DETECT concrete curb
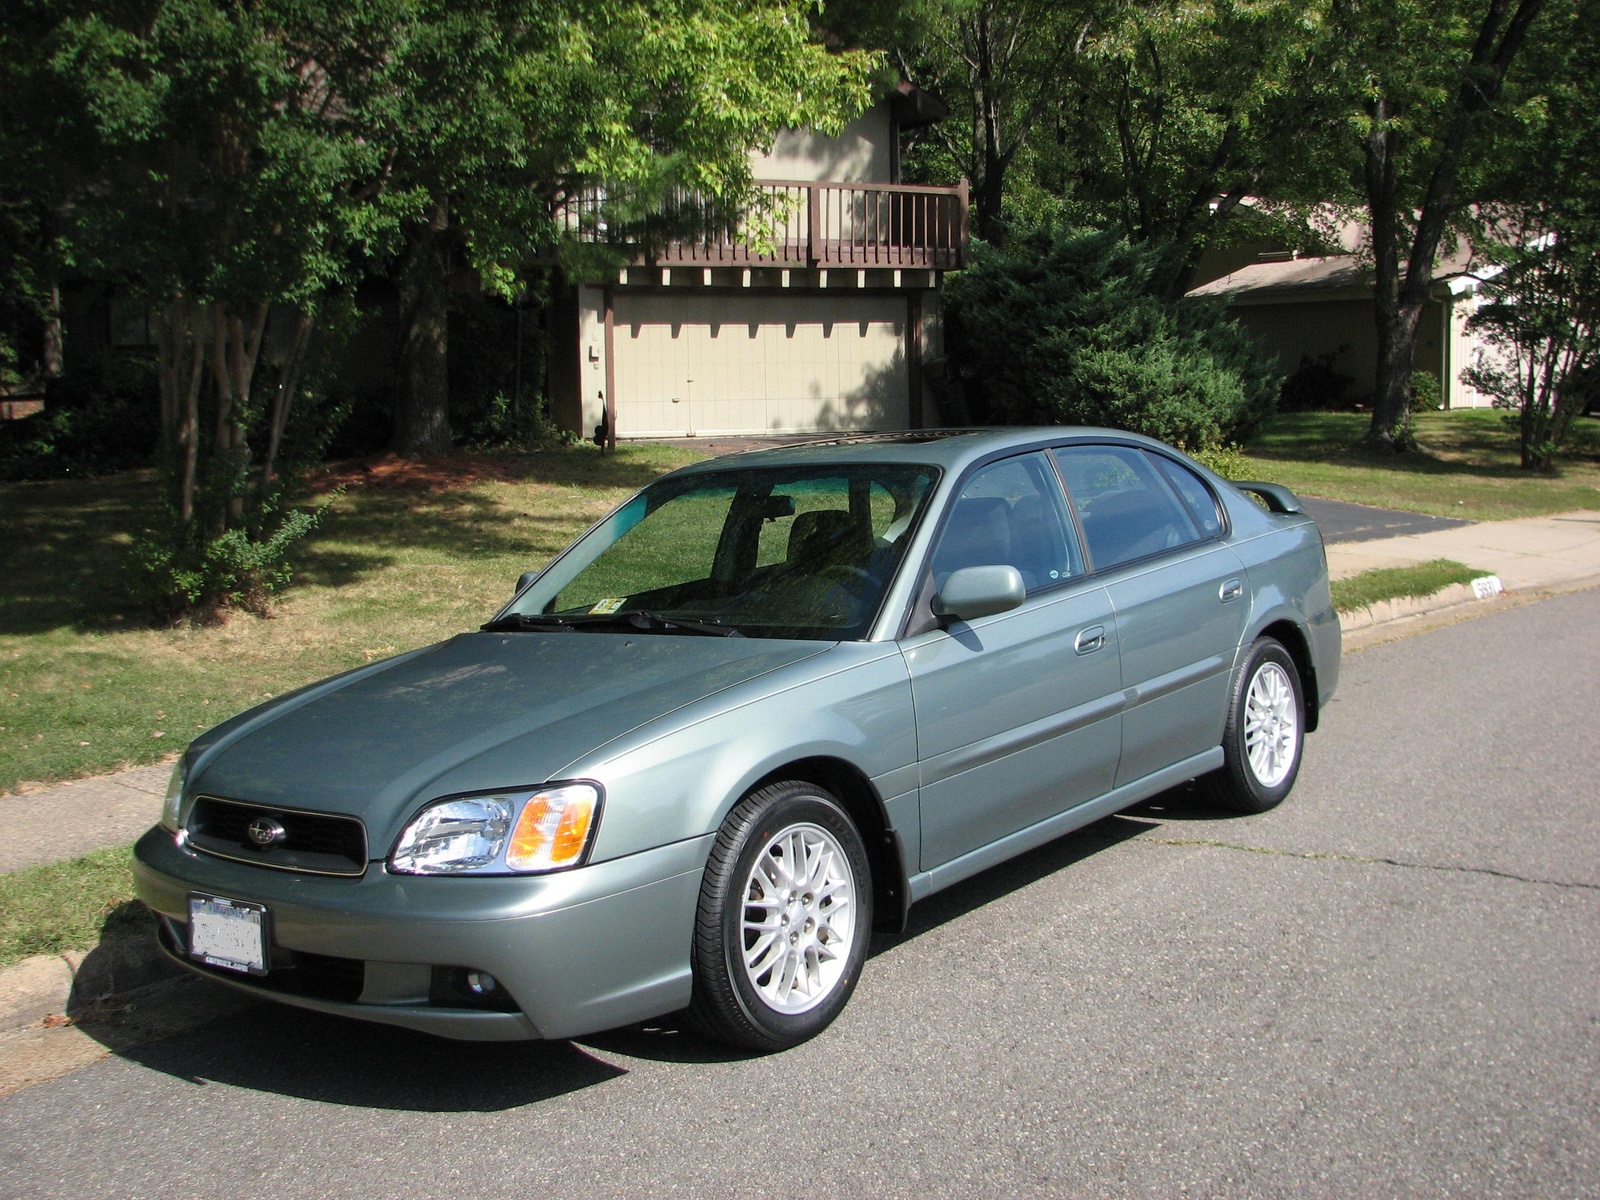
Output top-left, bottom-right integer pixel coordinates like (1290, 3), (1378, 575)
(1336, 576), (1504, 634)
(1, 927), (184, 1039)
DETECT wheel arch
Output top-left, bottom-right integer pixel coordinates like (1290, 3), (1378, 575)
(748, 755), (910, 934)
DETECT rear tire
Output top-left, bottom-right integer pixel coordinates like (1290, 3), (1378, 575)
(1201, 637), (1304, 814)
(685, 780), (872, 1051)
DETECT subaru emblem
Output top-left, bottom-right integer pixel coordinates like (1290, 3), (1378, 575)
(247, 816), (287, 849)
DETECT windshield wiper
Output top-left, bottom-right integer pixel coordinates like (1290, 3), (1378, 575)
(481, 611), (742, 637)
(480, 613), (579, 633)
(617, 611), (743, 637)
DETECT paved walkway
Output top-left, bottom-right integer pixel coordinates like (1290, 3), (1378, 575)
(1324, 509), (1600, 588)
(5, 510), (1599, 877)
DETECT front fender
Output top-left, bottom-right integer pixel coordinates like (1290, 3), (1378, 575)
(570, 645), (918, 864)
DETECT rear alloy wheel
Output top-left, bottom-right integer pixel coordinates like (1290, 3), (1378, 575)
(1202, 637), (1305, 814)
(686, 780), (872, 1051)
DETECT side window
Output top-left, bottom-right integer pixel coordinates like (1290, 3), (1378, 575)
(1052, 445), (1203, 571)
(930, 453), (1082, 593)
(1152, 455), (1223, 538)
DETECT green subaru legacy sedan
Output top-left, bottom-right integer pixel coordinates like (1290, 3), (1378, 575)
(134, 428), (1340, 1051)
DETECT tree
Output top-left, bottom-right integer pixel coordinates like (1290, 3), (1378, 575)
(23, 0), (872, 612)
(40, 1), (412, 612)
(379, 0), (878, 455)
(844, 0), (1105, 243)
(1462, 5), (1600, 469)
(1054, 0), (1344, 298)
(1327, 0), (1548, 448)
(945, 224), (1280, 447)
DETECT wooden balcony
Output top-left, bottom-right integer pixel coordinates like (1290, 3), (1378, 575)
(559, 178), (970, 272)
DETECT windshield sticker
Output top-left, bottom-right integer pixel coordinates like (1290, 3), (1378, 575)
(589, 598), (627, 615)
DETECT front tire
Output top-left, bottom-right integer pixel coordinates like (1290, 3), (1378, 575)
(686, 780), (872, 1051)
(1202, 637), (1305, 814)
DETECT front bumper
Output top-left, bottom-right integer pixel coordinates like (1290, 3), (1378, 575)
(133, 826), (713, 1041)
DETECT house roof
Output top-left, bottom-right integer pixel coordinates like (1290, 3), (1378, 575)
(1187, 254), (1370, 301)
(1188, 243), (1483, 305)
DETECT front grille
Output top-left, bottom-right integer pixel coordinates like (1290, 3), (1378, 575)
(187, 795), (368, 876)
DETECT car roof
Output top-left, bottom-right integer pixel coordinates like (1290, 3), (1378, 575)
(667, 427), (1183, 479)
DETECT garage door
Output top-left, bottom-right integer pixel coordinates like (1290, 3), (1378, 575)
(612, 292), (909, 437)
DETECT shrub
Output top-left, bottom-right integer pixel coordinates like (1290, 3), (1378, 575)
(1411, 370), (1443, 412)
(944, 225), (1281, 449)
(1279, 351), (1359, 411)
(128, 495), (334, 621)
(0, 353), (160, 481)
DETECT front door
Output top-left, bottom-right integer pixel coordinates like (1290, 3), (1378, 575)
(902, 452), (1124, 871)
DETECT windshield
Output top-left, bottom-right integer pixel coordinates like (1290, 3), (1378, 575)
(504, 464), (938, 640)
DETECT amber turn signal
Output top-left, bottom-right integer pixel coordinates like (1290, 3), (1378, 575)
(507, 784), (600, 871)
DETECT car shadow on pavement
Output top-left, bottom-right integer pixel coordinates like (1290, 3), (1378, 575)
(88, 995), (627, 1112)
(587, 806), (1173, 1066)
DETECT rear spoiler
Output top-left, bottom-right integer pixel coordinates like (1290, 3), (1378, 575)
(1232, 481), (1305, 515)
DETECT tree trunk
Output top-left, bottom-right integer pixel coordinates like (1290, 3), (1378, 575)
(974, 164), (1008, 245)
(41, 282), (62, 381)
(259, 310), (315, 491)
(1360, 0), (1547, 447)
(392, 217), (453, 457)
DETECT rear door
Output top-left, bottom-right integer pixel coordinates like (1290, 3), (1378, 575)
(1052, 445), (1249, 787)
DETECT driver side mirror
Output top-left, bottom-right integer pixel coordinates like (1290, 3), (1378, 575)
(932, 565), (1025, 623)
(514, 570), (539, 597)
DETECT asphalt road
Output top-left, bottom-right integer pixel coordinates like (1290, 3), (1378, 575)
(3, 591), (1597, 1198)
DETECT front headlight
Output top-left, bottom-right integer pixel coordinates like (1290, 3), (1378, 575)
(160, 756), (189, 832)
(389, 783), (602, 875)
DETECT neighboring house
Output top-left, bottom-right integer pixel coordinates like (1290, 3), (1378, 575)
(548, 85), (969, 443)
(1187, 215), (1501, 410)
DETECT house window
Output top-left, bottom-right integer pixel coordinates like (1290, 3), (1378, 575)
(110, 297), (157, 348)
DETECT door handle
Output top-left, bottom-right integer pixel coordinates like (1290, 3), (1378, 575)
(1075, 625), (1105, 654)
(1219, 578), (1243, 603)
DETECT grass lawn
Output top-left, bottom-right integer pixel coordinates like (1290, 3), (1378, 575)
(0, 846), (148, 969)
(1330, 559), (1484, 613)
(1236, 409), (1600, 520)
(0, 442), (704, 795)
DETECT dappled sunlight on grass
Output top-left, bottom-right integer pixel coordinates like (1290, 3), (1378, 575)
(1241, 410), (1600, 519)
(0, 441), (707, 793)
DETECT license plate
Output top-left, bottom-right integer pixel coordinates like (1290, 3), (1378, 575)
(188, 893), (269, 974)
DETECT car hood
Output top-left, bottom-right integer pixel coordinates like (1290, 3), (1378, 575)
(188, 630), (832, 853)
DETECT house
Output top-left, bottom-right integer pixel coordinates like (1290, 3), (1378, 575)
(547, 86), (969, 445)
(1187, 214), (1501, 410)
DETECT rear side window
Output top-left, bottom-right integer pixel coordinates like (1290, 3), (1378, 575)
(1151, 455), (1223, 538)
(1052, 445), (1206, 571)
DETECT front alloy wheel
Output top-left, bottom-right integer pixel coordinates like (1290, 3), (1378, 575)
(686, 781), (872, 1051)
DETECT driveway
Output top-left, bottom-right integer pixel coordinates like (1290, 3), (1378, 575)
(1299, 496), (1471, 544)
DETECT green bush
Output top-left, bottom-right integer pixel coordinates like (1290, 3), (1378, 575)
(128, 496), (333, 621)
(0, 354), (160, 481)
(1280, 351), (1360, 411)
(944, 226), (1281, 449)
(1410, 370), (1443, 412)
(1186, 443), (1252, 480)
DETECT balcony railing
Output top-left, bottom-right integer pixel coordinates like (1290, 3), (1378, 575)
(558, 178), (969, 272)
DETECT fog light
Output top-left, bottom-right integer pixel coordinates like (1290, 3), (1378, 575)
(464, 970), (498, 997)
